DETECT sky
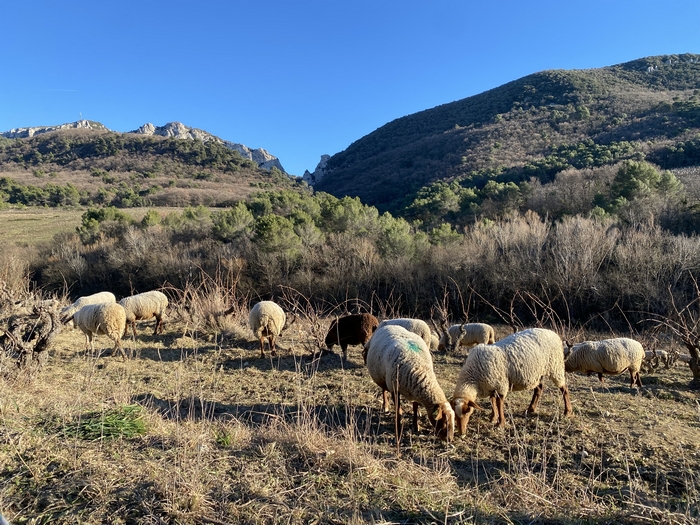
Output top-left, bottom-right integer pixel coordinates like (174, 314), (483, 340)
(1, 1), (699, 177)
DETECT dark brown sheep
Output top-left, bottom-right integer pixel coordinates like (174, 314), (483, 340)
(325, 313), (379, 359)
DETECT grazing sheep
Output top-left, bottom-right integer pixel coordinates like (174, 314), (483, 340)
(60, 291), (116, 325)
(378, 318), (433, 349)
(565, 338), (644, 388)
(451, 328), (572, 433)
(365, 324), (455, 442)
(118, 290), (169, 337)
(429, 333), (440, 351)
(68, 303), (127, 359)
(438, 323), (496, 352)
(325, 313), (379, 359)
(249, 300), (286, 358)
(643, 349), (673, 370)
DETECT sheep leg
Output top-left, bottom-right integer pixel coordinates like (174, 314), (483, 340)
(269, 335), (277, 356)
(412, 402), (420, 433)
(341, 344), (348, 360)
(130, 321), (137, 339)
(154, 314), (163, 335)
(495, 395), (506, 428)
(560, 385), (572, 416)
(382, 390), (391, 412)
(632, 370), (643, 388)
(597, 372), (605, 384)
(259, 336), (266, 358)
(527, 383), (544, 415)
(490, 396), (499, 425)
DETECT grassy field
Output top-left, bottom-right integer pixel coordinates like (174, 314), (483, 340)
(0, 300), (698, 524)
(0, 206), (194, 247)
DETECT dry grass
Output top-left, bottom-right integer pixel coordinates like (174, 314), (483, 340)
(1, 315), (699, 524)
(0, 206), (212, 248)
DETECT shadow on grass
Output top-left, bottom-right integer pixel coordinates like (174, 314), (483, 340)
(132, 392), (386, 437)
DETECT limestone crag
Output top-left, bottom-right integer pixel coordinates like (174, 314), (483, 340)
(302, 154), (330, 185)
(1, 120), (108, 139)
(131, 122), (287, 173)
(2, 119), (289, 174)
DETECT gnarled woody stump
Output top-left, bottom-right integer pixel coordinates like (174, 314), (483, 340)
(1, 303), (62, 373)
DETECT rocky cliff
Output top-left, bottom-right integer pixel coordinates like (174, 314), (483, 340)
(2, 120), (286, 173)
(1, 119), (108, 138)
(302, 154), (330, 185)
(131, 122), (286, 173)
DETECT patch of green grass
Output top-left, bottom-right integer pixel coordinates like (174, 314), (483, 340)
(60, 405), (147, 440)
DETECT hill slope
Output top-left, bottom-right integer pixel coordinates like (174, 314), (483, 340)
(0, 125), (297, 208)
(313, 54), (700, 212)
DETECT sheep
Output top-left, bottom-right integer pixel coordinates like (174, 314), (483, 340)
(118, 290), (169, 338)
(643, 349), (673, 370)
(378, 318), (433, 349)
(249, 300), (287, 358)
(60, 291), (116, 325)
(564, 338), (645, 388)
(325, 313), (379, 359)
(68, 302), (127, 359)
(451, 328), (572, 433)
(438, 322), (496, 352)
(365, 324), (455, 442)
(429, 333), (440, 351)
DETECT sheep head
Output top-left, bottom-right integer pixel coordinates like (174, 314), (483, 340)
(429, 401), (455, 442)
(451, 396), (483, 435)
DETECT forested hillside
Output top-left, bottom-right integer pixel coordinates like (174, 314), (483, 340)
(314, 54), (700, 218)
(0, 128), (295, 208)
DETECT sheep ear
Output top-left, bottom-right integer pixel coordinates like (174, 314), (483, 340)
(468, 400), (484, 411)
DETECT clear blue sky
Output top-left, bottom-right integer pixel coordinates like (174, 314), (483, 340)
(2, 1), (699, 176)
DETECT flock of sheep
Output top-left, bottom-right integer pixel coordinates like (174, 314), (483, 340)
(60, 290), (168, 358)
(61, 292), (680, 443)
(246, 300), (660, 443)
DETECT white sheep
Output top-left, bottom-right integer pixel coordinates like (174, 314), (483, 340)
(429, 333), (440, 351)
(643, 349), (673, 370)
(249, 300), (286, 358)
(565, 337), (645, 388)
(365, 324), (455, 442)
(118, 290), (169, 338)
(378, 318), (433, 349)
(451, 328), (572, 433)
(60, 291), (116, 325)
(69, 302), (127, 359)
(438, 323), (496, 352)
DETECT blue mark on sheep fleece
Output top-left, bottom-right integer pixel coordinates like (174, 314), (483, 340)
(407, 340), (422, 353)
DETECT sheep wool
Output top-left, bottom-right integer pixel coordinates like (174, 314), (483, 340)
(378, 318), (433, 348)
(73, 302), (127, 359)
(439, 323), (496, 352)
(451, 328), (572, 433)
(325, 313), (379, 359)
(119, 290), (169, 337)
(429, 333), (440, 351)
(565, 337), (644, 387)
(60, 291), (116, 325)
(365, 324), (454, 441)
(249, 301), (286, 358)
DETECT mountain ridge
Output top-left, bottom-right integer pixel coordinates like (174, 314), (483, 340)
(1, 120), (286, 173)
(311, 53), (700, 212)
